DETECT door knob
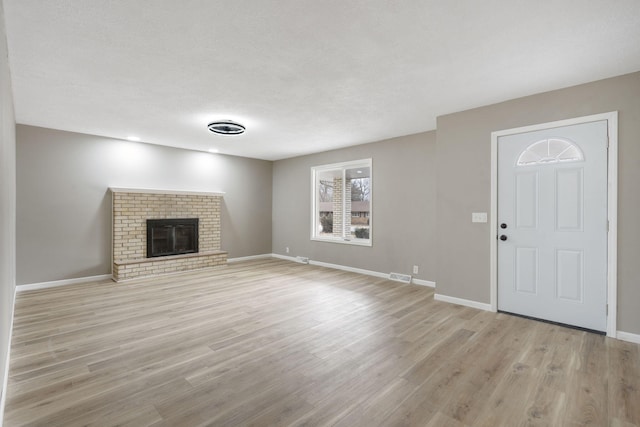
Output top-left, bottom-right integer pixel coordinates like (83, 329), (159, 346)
(499, 235), (508, 241)
(500, 223), (507, 229)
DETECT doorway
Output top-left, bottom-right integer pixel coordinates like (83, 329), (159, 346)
(490, 112), (618, 336)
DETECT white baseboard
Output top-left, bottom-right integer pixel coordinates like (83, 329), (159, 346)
(308, 259), (389, 279)
(412, 278), (436, 288)
(0, 286), (17, 427)
(21, 256), (272, 288)
(227, 254), (272, 263)
(617, 331), (640, 344)
(17, 274), (113, 292)
(434, 293), (492, 311)
(272, 254), (436, 286)
(271, 253), (302, 263)
(435, 293), (638, 343)
(308, 259), (435, 286)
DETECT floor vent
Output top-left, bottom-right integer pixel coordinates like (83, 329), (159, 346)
(389, 272), (412, 283)
(296, 256), (310, 264)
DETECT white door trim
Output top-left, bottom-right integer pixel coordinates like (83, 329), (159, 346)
(490, 112), (618, 337)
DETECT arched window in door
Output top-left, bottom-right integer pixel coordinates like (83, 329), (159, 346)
(516, 138), (584, 166)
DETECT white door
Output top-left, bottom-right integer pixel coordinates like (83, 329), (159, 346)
(497, 120), (608, 331)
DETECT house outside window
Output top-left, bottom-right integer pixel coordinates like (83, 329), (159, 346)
(311, 159), (372, 246)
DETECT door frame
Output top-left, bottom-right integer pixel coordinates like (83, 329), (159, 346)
(489, 111), (618, 337)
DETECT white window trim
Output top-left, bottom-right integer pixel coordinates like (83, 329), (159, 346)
(310, 159), (372, 246)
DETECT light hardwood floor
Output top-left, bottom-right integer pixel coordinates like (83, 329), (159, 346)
(4, 258), (640, 426)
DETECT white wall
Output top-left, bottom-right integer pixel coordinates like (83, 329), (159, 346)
(0, 0), (16, 417)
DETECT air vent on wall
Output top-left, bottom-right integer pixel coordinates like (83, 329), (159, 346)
(389, 272), (412, 283)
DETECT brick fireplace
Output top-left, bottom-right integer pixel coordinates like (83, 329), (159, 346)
(110, 188), (227, 282)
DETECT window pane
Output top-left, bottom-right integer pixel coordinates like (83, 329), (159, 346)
(311, 159), (372, 245)
(346, 166), (370, 241)
(316, 169), (339, 238)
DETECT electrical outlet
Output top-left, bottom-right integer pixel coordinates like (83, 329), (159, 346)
(286, 247), (290, 254)
(413, 265), (419, 274)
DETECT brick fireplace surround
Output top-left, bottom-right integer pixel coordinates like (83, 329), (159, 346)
(110, 188), (227, 282)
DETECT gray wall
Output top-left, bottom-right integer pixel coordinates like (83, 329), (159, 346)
(0, 0), (16, 411)
(16, 125), (272, 285)
(436, 71), (640, 335)
(272, 132), (436, 282)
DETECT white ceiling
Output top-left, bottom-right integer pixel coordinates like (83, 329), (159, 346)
(4, 1), (640, 161)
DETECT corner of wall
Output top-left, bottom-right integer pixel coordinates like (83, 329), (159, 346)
(0, 1), (18, 424)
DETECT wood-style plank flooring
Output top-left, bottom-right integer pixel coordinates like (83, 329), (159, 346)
(4, 258), (640, 426)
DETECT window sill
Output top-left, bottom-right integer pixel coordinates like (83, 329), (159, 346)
(311, 237), (372, 247)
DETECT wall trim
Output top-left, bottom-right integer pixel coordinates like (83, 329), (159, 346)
(274, 255), (435, 287)
(489, 111), (618, 338)
(434, 293), (492, 311)
(271, 253), (302, 263)
(412, 278), (436, 288)
(617, 331), (640, 344)
(308, 259), (388, 279)
(16, 255), (276, 289)
(0, 286), (17, 427)
(227, 254), (273, 263)
(16, 274), (112, 292)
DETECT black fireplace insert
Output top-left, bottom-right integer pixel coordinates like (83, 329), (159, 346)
(147, 218), (199, 258)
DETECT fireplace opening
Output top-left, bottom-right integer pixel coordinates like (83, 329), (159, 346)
(147, 218), (199, 258)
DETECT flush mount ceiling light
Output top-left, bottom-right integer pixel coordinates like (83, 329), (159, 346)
(207, 121), (245, 135)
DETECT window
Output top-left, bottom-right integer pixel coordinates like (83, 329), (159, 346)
(311, 159), (372, 246)
(517, 138), (584, 166)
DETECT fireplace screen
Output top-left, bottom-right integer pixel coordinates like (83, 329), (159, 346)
(147, 218), (199, 258)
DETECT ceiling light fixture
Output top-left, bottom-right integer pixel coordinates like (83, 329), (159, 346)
(126, 136), (141, 142)
(208, 148), (219, 153)
(207, 121), (245, 135)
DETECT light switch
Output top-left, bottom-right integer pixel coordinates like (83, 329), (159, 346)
(472, 212), (488, 223)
